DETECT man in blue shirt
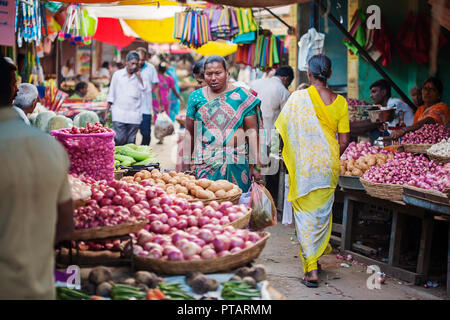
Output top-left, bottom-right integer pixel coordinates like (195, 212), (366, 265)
(137, 47), (161, 145)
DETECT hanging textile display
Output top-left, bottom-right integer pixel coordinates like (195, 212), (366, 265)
(173, 10), (210, 48)
(15, 0), (47, 48)
(205, 6), (239, 40)
(57, 4), (94, 46)
(235, 31), (284, 71)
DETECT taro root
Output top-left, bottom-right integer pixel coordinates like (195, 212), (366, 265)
(242, 276), (257, 288)
(235, 267), (251, 278)
(249, 264), (267, 282)
(135, 271), (158, 286)
(96, 282), (113, 297)
(88, 267), (112, 285)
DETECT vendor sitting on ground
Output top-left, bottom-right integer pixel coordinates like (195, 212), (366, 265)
(369, 79), (415, 141)
(388, 77), (450, 140)
(69, 81), (88, 99)
(13, 83), (39, 125)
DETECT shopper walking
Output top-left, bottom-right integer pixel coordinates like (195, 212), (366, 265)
(136, 47), (161, 146)
(275, 54), (350, 288)
(105, 51), (147, 145)
(182, 55), (262, 192)
(0, 56), (74, 299)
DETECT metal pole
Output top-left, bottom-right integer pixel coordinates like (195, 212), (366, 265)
(313, 0), (416, 111)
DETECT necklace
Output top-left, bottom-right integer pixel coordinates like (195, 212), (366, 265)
(207, 83), (230, 100)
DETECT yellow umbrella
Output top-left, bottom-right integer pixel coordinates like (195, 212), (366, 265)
(125, 17), (177, 43)
(192, 41), (237, 57)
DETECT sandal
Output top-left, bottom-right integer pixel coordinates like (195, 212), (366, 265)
(301, 277), (319, 288)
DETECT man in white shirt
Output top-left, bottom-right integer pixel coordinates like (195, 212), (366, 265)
(249, 66), (293, 142)
(136, 47), (161, 146)
(369, 79), (415, 140)
(105, 51), (147, 145)
(13, 83), (38, 125)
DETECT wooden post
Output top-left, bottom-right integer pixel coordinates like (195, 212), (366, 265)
(288, 4), (299, 89)
(347, 0), (359, 99)
(341, 195), (354, 252)
(388, 211), (403, 266)
(417, 215), (434, 279)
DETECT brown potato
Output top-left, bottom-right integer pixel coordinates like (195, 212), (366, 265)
(376, 158), (386, 165)
(187, 175), (196, 180)
(351, 168), (363, 177)
(134, 176), (142, 183)
(196, 189), (215, 199)
(121, 176), (134, 183)
(175, 185), (188, 194)
(134, 172), (145, 179)
(190, 186), (204, 198)
(344, 171), (352, 176)
(196, 179), (211, 189)
(176, 193), (190, 199)
(161, 173), (171, 183)
(218, 180), (234, 191)
(186, 182), (197, 191)
(340, 166), (346, 175)
(151, 170), (162, 179)
(168, 171), (177, 177)
(215, 189), (227, 198)
(155, 179), (166, 185)
(169, 178), (179, 185)
(166, 186), (176, 194)
(180, 178), (189, 187)
(226, 188), (241, 197)
(156, 183), (166, 189)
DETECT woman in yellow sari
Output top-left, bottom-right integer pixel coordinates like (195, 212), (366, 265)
(275, 54), (350, 288)
(389, 77), (449, 140)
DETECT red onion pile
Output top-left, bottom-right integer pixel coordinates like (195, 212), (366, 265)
(74, 239), (123, 252)
(61, 122), (113, 134)
(363, 153), (450, 192)
(134, 226), (262, 261)
(347, 98), (370, 110)
(53, 122), (115, 182)
(402, 124), (450, 144)
(341, 142), (388, 161)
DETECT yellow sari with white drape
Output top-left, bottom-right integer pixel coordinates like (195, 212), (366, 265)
(275, 86), (341, 273)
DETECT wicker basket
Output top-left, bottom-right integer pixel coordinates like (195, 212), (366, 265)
(426, 151), (450, 164)
(360, 178), (404, 201)
(403, 185), (449, 206)
(134, 232), (270, 274)
(402, 144), (433, 154)
(226, 209), (252, 229)
(188, 189), (243, 205)
(69, 220), (148, 241)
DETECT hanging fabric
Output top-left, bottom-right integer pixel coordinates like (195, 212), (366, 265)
(174, 9), (210, 49)
(15, 0), (46, 48)
(297, 28), (325, 72)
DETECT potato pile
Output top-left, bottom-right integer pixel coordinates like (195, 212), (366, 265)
(340, 153), (394, 177)
(122, 169), (242, 200)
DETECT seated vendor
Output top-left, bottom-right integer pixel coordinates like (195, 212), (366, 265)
(69, 82), (88, 99)
(369, 79), (415, 142)
(388, 77), (449, 140)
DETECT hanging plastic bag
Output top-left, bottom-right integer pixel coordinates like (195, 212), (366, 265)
(249, 182), (277, 230)
(154, 112), (174, 140)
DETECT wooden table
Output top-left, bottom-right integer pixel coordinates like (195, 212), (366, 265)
(339, 189), (439, 286)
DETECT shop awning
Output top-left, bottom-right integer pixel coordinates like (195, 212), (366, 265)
(85, 5), (185, 20)
(93, 17), (136, 48)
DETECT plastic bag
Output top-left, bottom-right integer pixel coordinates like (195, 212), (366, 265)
(238, 190), (251, 206)
(154, 112), (174, 139)
(249, 182), (277, 230)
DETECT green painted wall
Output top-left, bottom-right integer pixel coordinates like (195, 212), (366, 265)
(357, 0), (450, 104)
(319, 0), (348, 87)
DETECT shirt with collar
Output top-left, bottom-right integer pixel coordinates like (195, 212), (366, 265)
(250, 76), (291, 141)
(12, 106), (31, 125)
(0, 107), (71, 299)
(107, 68), (147, 124)
(383, 97), (415, 129)
(140, 62), (159, 115)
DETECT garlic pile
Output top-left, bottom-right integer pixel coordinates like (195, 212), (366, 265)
(427, 138), (450, 157)
(68, 174), (92, 200)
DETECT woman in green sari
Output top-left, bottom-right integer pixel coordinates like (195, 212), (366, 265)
(182, 55), (262, 192)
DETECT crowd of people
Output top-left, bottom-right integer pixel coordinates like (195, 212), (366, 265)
(1, 45), (449, 299)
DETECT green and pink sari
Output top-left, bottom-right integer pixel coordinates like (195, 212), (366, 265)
(186, 86), (261, 193)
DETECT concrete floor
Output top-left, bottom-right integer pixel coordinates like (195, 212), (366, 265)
(134, 120), (448, 300)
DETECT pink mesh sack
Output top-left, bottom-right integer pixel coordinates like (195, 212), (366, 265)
(51, 129), (116, 182)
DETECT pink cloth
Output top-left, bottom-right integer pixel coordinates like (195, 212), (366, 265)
(153, 74), (174, 122)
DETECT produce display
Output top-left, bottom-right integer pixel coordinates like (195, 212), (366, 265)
(347, 98), (371, 122)
(51, 122), (115, 182)
(134, 224), (262, 261)
(362, 153), (450, 192)
(68, 174), (91, 201)
(427, 138), (450, 157)
(35, 111), (56, 131)
(122, 169), (241, 201)
(45, 115), (73, 133)
(73, 111), (100, 128)
(340, 142), (394, 177)
(402, 124), (450, 144)
(114, 144), (158, 168)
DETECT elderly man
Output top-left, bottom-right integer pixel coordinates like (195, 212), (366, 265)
(13, 83), (39, 125)
(0, 56), (74, 299)
(136, 47), (161, 146)
(105, 51), (147, 145)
